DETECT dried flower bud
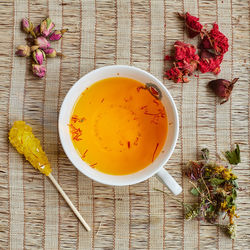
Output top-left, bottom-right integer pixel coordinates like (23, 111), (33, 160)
(179, 12), (203, 38)
(22, 18), (33, 33)
(31, 45), (39, 52)
(34, 36), (51, 50)
(43, 48), (63, 58)
(40, 17), (55, 37)
(208, 78), (239, 104)
(49, 29), (68, 41)
(32, 49), (46, 65)
(32, 64), (46, 78)
(33, 24), (41, 37)
(201, 24), (229, 55)
(15, 45), (31, 57)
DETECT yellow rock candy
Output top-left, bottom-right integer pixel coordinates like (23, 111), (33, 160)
(9, 121), (52, 176)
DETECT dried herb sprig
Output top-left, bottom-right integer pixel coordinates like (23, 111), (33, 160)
(156, 145), (241, 239)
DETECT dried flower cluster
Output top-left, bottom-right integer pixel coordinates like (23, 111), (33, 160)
(165, 13), (229, 83)
(156, 145), (241, 239)
(185, 145), (240, 239)
(15, 17), (67, 78)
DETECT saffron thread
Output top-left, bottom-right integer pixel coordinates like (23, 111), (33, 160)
(152, 143), (159, 162)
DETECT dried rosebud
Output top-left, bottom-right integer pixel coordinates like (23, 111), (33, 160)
(179, 12), (203, 38)
(33, 24), (41, 37)
(32, 64), (46, 78)
(208, 78), (239, 104)
(22, 18), (34, 34)
(32, 49), (46, 65)
(43, 48), (63, 58)
(49, 29), (68, 41)
(15, 45), (31, 57)
(34, 36), (51, 50)
(30, 45), (39, 52)
(40, 17), (55, 37)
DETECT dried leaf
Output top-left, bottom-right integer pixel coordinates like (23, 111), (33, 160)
(210, 178), (225, 185)
(190, 187), (200, 196)
(224, 144), (241, 165)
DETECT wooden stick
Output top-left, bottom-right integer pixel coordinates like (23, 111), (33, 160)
(48, 173), (91, 231)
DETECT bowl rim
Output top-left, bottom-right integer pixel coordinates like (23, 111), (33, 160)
(58, 65), (179, 186)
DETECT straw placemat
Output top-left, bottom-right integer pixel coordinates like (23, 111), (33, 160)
(0, 0), (249, 249)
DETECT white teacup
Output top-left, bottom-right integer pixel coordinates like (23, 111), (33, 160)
(59, 65), (182, 195)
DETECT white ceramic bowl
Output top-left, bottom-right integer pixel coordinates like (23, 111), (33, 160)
(59, 65), (182, 195)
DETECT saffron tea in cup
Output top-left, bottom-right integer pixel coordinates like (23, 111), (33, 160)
(69, 77), (167, 175)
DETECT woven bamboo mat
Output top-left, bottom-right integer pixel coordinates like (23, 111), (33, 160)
(0, 0), (249, 249)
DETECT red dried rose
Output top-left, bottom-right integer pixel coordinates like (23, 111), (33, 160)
(174, 41), (197, 61)
(179, 12), (203, 38)
(201, 23), (229, 55)
(199, 54), (223, 75)
(165, 14), (230, 83)
(165, 41), (200, 83)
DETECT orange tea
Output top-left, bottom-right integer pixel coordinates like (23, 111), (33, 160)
(69, 77), (168, 175)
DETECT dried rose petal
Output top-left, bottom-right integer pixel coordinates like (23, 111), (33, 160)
(32, 64), (46, 78)
(165, 67), (189, 83)
(15, 45), (31, 57)
(208, 78), (239, 104)
(164, 55), (173, 61)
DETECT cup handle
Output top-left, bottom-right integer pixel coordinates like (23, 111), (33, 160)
(155, 168), (182, 195)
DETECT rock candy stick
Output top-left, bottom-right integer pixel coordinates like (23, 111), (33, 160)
(9, 121), (91, 231)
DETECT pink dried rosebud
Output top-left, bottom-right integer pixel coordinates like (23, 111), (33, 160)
(22, 18), (33, 33)
(32, 64), (46, 78)
(208, 78), (239, 104)
(49, 29), (68, 41)
(15, 45), (31, 57)
(43, 48), (63, 58)
(32, 49), (46, 65)
(34, 36), (51, 50)
(40, 17), (55, 37)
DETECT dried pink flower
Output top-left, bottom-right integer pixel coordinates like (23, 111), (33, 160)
(49, 29), (68, 41)
(43, 48), (63, 58)
(40, 17), (55, 37)
(32, 49), (46, 65)
(34, 36), (51, 50)
(15, 45), (31, 57)
(32, 64), (46, 78)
